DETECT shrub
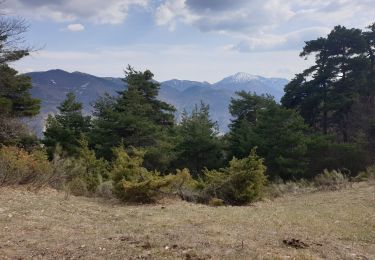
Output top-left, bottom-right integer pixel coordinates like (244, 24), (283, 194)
(306, 136), (368, 178)
(266, 179), (313, 198)
(96, 180), (114, 199)
(201, 148), (267, 205)
(62, 139), (109, 194)
(0, 146), (53, 188)
(314, 169), (348, 190)
(355, 165), (375, 183)
(166, 168), (200, 201)
(111, 146), (172, 203)
(0, 117), (32, 146)
(66, 177), (88, 196)
(111, 146), (202, 203)
(208, 198), (225, 207)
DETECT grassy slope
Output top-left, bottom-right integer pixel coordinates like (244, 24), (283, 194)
(0, 184), (374, 259)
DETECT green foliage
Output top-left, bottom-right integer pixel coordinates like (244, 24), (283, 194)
(0, 16), (40, 148)
(306, 135), (367, 177)
(208, 198), (225, 207)
(111, 145), (201, 203)
(43, 92), (91, 157)
(90, 66), (175, 162)
(0, 65), (40, 117)
(230, 91), (275, 126)
(228, 92), (310, 180)
(202, 149), (267, 205)
(0, 16), (30, 64)
(172, 102), (224, 178)
(282, 24), (375, 147)
(60, 139), (109, 195)
(111, 145), (171, 203)
(166, 168), (200, 201)
(95, 180), (114, 199)
(0, 146), (53, 188)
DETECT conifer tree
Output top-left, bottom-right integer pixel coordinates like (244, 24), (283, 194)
(90, 66), (176, 162)
(228, 92), (309, 180)
(43, 92), (91, 157)
(0, 13), (40, 146)
(172, 102), (224, 178)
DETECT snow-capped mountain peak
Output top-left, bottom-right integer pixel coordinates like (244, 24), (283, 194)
(233, 72), (261, 82)
(217, 72), (261, 84)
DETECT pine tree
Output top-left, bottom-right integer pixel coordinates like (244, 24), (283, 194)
(90, 66), (176, 162)
(0, 15), (30, 64)
(0, 14), (40, 147)
(43, 92), (91, 157)
(172, 102), (224, 178)
(228, 92), (309, 180)
(0, 65), (40, 117)
(282, 25), (368, 142)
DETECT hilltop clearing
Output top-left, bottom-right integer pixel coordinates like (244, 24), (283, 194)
(0, 184), (374, 259)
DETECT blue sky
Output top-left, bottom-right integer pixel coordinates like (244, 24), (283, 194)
(4, 0), (375, 82)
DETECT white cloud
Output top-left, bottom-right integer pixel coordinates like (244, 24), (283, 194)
(155, 0), (375, 52)
(233, 27), (331, 52)
(3, 0), (149, 24)
(66, 23), (85, 32)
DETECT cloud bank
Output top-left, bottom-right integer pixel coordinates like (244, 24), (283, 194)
(3, 0), (148, 24)
(155, 0), (375, 52)
(3, 0), (375, 53)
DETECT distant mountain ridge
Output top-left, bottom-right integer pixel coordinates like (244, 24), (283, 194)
(25, 70), (288, 136)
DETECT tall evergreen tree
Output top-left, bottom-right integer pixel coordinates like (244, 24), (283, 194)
(0, 65), (40, 117)
(282, 25), (369, 142)
(43, 92), (91, 157)
(228, 92), (309, 180)
(172, 102), (224, 178)
(90, 66), (176, 161)
(0, 13), (40, 147)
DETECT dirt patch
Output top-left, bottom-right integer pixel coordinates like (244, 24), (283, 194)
(283, 238), (309, 249)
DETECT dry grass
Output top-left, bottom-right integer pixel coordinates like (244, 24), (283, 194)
(0, 183), (374, 259)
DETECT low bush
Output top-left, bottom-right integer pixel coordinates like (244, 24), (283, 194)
(111, 145), (202, 203)
(314, 169), (349, 190)
(208, 197), (225, 207)
(266, 179), (313, 198)
(66, 176), (89, 196)
(201, 149), (267, 205)
(0, 146), (53, 189)
(111, 146), (172, 203)
(306, 136), (368, 178)
(355, 165), (375, 183)
(96, 180), (114, 199)
(61, 139), (109, 195)
(0, 117), (34, 147)
(166, 168), (200, 201)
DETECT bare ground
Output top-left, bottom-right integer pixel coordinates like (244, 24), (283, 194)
(0, 183), (374, 259)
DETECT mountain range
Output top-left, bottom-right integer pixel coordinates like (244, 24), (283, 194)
(25, 69), (289, 136)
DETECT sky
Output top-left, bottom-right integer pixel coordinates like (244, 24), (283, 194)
(3, 0), (375, 82)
